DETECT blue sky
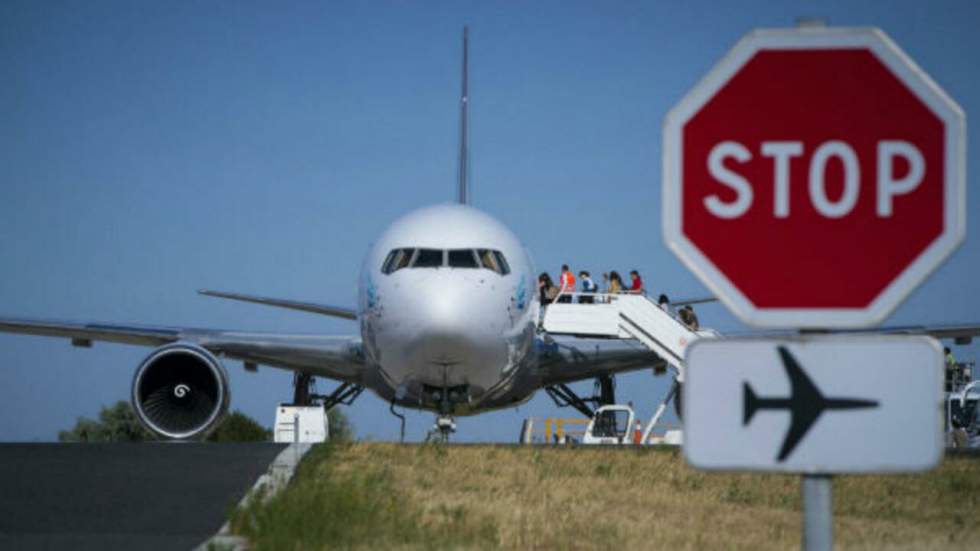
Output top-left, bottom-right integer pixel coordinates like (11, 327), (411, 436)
(1, 0), (978, 442)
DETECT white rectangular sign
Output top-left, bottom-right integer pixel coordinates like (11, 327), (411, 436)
(684, 335), (943, 473)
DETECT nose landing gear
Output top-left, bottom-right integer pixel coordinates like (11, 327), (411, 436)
(424, 384), (464, 443)
(428, 414), (457, 443)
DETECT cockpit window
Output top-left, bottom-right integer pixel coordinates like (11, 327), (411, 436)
(413, 248), (444, 268)
(493, 251), (511, 275)
(381, 251), (397, 274)
(448, 249), (479, 268)
(477, 249), (510, 275)
(477, 249), (498, 272)
(381, 247), (510, 274)
(381, 248), (415, 274)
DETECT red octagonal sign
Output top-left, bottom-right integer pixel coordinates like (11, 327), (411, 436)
(663, 27), (965, 328)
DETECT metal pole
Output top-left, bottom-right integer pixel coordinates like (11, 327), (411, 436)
(802, 474), (832, 551)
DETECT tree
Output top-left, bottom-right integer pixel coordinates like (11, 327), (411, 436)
(327, 407), (354, 442)
(58, 401), (154, 442)
(207, 410), (271, 442)
(59, 402), (272, 442)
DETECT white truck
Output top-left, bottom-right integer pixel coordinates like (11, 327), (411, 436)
(520, 399), (682, 446)
(580, 404), (682, 446)
(946, 381), (980, 448)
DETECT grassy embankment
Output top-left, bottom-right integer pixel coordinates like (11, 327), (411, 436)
(228, 443), (980, 550)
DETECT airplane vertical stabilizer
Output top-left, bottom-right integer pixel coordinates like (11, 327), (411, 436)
(457, 26), (470, 205)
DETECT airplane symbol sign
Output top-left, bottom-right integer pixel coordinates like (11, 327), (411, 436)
(743, 347), (878, 462)
(684, 336), (943, 473)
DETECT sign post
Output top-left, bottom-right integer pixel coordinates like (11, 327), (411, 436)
(663, 25), (964, 550)
(802, 475), (832, 551)
(684, 336), (944, 549)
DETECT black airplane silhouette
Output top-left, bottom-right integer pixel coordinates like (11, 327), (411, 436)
(743, 346), (879, 461)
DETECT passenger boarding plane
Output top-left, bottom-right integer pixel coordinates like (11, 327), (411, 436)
(1, 28), (978, 442)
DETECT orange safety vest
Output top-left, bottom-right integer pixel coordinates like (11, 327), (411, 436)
(560, 271), (576, 293)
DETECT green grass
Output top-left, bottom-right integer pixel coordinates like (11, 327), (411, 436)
(229, 444), (980, 550)
(228, 443), (498, 550)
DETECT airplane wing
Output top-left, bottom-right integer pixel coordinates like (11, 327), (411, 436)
(737, 323), (980, 345)
(535, 321), (980, 388)
(536, 336), (667, 386)
(872, 324), (980, 343)
(198, 289), (357, 320)
(670, 296), (718, 307)
(0, 317), (365, 383)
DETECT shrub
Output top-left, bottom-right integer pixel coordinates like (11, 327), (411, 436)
(207, 410), (272, 442)
(327, 407), (354, 442)
(59, 401), (271, 442)
(58, 401), (154, 442)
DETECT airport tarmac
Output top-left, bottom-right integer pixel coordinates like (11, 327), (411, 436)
(0, 442), (286, 550)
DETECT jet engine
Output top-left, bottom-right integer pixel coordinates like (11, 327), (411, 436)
(131, 343), (230, 439)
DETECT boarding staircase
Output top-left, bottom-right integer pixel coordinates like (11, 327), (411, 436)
(541, 293), (719, 380)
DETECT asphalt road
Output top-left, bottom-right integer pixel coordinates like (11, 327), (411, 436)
(0, 442), (286, 551)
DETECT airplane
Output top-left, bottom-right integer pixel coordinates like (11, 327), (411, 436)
(2, 28), (978, 443)
(0, 27), (665, 442)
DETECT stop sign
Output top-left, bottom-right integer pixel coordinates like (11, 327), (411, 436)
(663, 27), (965, 328)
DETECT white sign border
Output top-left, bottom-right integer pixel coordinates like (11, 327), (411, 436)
(662, 27), (966, 328)
(682, 334), (945, 474)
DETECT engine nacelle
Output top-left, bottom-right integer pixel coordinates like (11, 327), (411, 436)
(131, 343), (230, 439)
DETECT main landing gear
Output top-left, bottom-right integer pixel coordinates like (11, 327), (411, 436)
(545, 374), (619, 435)
(291, 372), (364, 409)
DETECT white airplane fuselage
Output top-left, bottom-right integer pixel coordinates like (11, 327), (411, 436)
(357, 204), (540, 414)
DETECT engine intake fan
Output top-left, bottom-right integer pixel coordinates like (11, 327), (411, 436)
(131, 343), (229, 439)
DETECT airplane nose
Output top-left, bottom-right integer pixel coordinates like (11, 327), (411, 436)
(414, 328), (470, 366)
(402, 272), (497, 373)
(412, 283), (475, 364)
